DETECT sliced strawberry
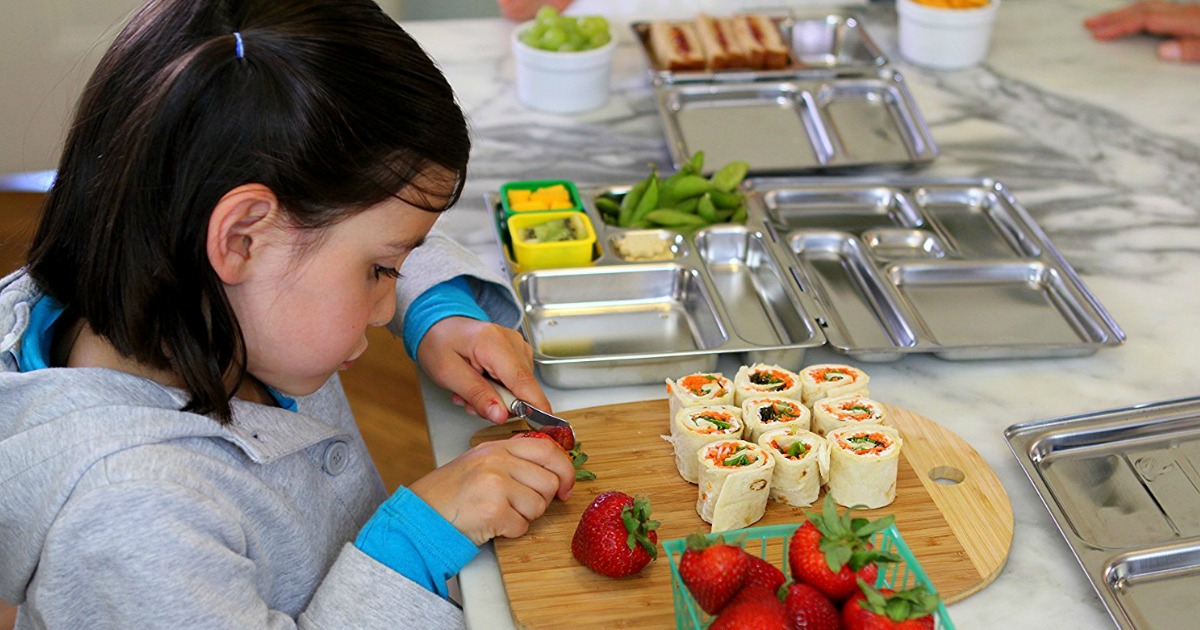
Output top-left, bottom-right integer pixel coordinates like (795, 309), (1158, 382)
(514, 431), (595, 480)
(571, 491), (658, 578)
(782, 582), (840, 630)
(538, 425), (575, 451)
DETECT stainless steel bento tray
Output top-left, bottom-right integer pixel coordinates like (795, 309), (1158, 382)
(655, 68), (937, 175)
(632, 11), (936, 175)
(487, 176), (1124, 387)
(1006, 397), (1200, 630)
(630, 11), (888, 86)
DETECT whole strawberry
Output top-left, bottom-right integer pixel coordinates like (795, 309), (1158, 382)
(842, 581), (939, 630)
(788, 495), (899, 602)
(783, 582), (841, 630)
(571, 491), (658, 578)
(743, 552), (786, 593)
(709, 584), (786, 630)
(678, 533), (750, 615)
(514, 431), (596, 480)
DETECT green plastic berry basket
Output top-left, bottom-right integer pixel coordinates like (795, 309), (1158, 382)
(663, 523), (955, 630)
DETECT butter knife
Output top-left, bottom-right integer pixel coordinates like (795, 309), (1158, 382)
(489, 379), (576, 442)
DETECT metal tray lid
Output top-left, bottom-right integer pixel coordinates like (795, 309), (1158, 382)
(1006, 396), (1200, 629)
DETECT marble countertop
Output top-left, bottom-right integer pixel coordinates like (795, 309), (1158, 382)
(403, 1), (1200, 627)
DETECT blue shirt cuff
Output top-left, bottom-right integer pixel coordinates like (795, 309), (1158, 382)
(402, 275), (489, 361)
(354, 487), (479, 598)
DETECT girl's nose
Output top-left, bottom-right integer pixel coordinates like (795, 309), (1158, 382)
(369, 285), (397, 327)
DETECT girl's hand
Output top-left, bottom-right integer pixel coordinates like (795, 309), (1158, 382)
(409, 437), (575, 545)
(1084, 1), (1200, 61)
(416, 316), (553, 424)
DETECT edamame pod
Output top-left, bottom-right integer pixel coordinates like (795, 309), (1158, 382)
(731, 204), (748, 224)
(696, 194), (718, 222)
(670, 175), (712, 200)
(595, 196), (620, 215)
(618, 175), (652, 226)
(676, 196), (701, 214)
(686, 151), (705, 175)
(709, 190), (743, 210)
(630, 177), (660, 225)
(711, 160), (750, 193)
(645, 208), (710, 228)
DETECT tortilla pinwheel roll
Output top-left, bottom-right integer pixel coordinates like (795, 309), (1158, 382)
(672, 405), (744, 484)
(799, 364), (870, 408)
(825, 425), (903, 509)
(732, 363), (802, 406)
(696, 439), (776, 532)
(757, 426), (829, 508)
(811, 393), (887, 437)
(665, 373), (734, 435)
(741, 396), (811, 443)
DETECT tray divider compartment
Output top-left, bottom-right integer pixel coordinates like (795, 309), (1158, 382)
(912, 185), (1042, 259)
(786, 230), (919, 352)
(886, 261), (1109, 354)
(692, 226), (820, 368)
(814, 74), (931, 166)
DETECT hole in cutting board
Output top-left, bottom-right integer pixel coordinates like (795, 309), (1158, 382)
(928, 465), (965, 485)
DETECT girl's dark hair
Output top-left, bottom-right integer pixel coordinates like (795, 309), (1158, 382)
(26, 0), (470, 423)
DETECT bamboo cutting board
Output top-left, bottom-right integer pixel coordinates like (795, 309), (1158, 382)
(471, 399), (1012, 629)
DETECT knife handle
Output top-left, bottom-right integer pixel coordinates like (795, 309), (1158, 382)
(486, 377), (522, 418)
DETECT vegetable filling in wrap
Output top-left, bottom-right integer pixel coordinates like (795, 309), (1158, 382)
(741, 396), (811, 442)
(825, 425), (902, 509)
(758, 426), (829, 508)
(733, 363), (802, 406)
(812, 393), (886, 437)
(672, 405), (744, 483)
(696, 439), (775, 532)
(666, 373), (734, 435)
(800, 364), (870, 408)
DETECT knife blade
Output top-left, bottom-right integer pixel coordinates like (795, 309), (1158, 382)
(488, 379), (576, 442)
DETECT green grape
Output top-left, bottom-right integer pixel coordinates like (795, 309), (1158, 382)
(539, 27), (567, 50)
(535, 5), (559, 25)
(522, 7), (611, 52)
(520, 23), (544, 47)
(580, 16), (608, 37)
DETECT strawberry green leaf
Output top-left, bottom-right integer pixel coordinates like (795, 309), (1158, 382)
(620, 496), (659, 558)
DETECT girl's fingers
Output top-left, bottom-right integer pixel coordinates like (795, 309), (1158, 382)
(1160, 37), (1200, 61)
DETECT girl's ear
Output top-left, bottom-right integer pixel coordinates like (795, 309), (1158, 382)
(207, 184), (282, 284)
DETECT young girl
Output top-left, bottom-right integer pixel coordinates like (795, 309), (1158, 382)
(0, 0), (574, 627)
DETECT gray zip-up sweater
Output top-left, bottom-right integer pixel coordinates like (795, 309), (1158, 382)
(0, 228), (519, 629)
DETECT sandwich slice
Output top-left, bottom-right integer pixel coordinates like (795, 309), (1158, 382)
(733, 14), (790, 70)
(648, 20), (706, 71)
(695, 13), (748, 70)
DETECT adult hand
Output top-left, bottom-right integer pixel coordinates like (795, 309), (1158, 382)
(1084, 0), (1200, 61)
(409, 436), (575, 545)
(497, 0), (572, 21)
(416, 316), (552, 424)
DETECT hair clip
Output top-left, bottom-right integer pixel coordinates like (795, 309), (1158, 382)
(234, 32), (245, 60)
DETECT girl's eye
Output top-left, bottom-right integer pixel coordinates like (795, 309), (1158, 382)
(373, 265), (402, 280)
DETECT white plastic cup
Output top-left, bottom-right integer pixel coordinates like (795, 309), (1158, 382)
(896, 0), (1000, 70)
(511, 22), (616, 114)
